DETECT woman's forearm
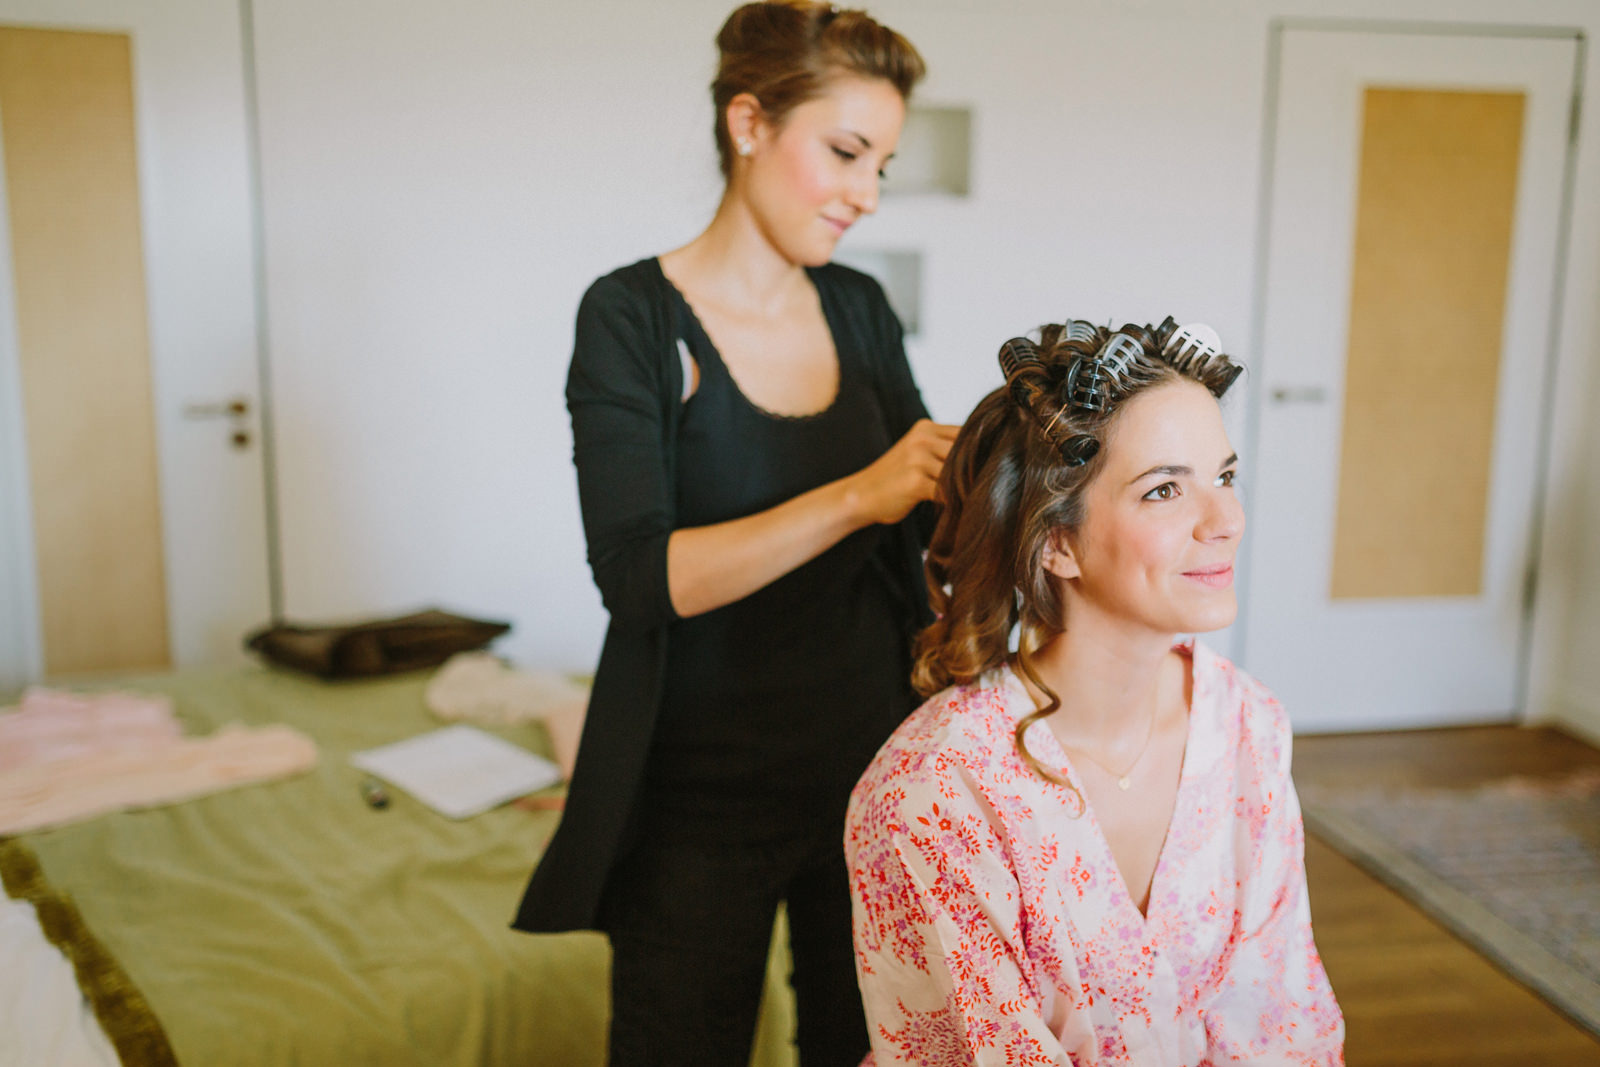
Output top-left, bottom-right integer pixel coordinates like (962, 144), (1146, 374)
(666, 473), (870, 618)
(665, 418), (955, 618)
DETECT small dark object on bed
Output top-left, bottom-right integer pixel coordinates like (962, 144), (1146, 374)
(245, 609), (511, 679)
(358, 778), (390, 809)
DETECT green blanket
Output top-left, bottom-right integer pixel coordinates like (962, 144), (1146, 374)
(8, 667), (798, 1066)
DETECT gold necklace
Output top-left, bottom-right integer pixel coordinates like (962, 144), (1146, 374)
(1067, 701), (1157, 790)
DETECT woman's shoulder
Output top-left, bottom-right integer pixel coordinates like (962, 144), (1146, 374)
(1191, 641), (1294, 780)
(852, 674), (1024, 800)
(581, 257), (668, 308)
(570, 259), (675, 374)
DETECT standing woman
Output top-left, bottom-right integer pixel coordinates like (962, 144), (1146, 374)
(512, 4), (954, 1065)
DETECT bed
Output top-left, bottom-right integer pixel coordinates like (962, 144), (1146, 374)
(0, 665), (799, 1066)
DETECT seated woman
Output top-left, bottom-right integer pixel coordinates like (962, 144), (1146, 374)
(845, 319), (1345, 1065)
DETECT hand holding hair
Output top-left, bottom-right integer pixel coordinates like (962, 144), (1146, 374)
(846, 418), (960, 526)
(666, 417), (956, 618)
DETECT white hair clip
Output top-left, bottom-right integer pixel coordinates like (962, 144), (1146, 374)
(1163, 321), (1223, 371)
(1097, 332), (1144, 375)
(1061, 320), (1097, 346)
(1158, 316), (1245, 394)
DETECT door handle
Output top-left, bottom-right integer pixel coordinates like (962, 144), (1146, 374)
(1269, 386), (1328, 404)
(182, 397), (252, 449)
(182, 398), (249, 419)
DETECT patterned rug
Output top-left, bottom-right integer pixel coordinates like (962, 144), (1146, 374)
(1300, 768), (1600, 1037)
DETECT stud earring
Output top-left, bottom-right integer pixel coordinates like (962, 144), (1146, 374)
(736, 138), (753, 157)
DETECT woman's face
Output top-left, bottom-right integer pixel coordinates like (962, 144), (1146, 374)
(1052, 378), (1246, 637)
(739, 74), (905, 266)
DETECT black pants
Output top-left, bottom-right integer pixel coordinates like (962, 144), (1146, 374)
(597, 791), (869, 1067)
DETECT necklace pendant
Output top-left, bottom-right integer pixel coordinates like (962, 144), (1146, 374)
(1117, 775), (1132, 790)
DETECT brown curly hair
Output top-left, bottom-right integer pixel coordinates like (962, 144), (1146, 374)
(911, 318), (1243, 792)
(711, 1), (925, 178)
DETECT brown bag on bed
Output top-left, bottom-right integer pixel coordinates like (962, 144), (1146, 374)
(245, 609), (511, 679)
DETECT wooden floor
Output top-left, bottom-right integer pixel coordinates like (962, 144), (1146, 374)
(1294, 724), (1600, 1065)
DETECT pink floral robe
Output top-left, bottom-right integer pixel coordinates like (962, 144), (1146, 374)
(845, 641), (1344, 1065)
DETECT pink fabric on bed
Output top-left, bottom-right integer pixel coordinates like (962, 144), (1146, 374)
(0, 688), (182, 772)
(0, 688), (318, 834)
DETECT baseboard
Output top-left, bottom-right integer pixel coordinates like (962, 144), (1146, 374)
(1547, 688), (1600, 750)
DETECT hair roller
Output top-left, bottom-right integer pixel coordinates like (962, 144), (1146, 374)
(1152, 315), (1179, 347)
(998, 336), (1045, 407)
(1059, 433), (1100, 468)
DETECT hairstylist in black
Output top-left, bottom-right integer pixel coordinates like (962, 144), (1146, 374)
(511, 4), (955, 1065)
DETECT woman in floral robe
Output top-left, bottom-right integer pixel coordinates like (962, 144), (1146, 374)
(846, 319), (1344, 1065)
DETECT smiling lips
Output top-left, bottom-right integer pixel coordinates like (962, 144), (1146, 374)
(1183, 563), (1234, 589)
(823, 216), (852, 236)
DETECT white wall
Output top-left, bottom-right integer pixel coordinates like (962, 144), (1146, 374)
(0, 173), (39, 690)
(1546, 326), (1600, 744)
(247, 0), (1600, 730)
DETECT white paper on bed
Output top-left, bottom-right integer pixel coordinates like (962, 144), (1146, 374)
(1, 898), (119, 1067)
(350, 725), (561, 819)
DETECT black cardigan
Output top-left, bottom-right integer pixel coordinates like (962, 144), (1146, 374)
(512, 257), (933, 934)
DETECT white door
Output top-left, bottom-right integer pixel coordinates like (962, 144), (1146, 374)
(1240, 28), (1580, 733)
(0, 0), (270, 687)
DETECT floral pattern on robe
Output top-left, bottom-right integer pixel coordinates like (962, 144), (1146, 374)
(846, 641), (1344, 1066)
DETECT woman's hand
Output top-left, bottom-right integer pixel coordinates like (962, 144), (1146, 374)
(666, 419), (960, 618)
(847, 419), (961, 526)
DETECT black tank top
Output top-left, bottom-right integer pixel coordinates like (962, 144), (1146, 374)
(648, 270), (912, 808)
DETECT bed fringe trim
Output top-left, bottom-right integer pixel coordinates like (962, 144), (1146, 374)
(0, 836), (179, 1067)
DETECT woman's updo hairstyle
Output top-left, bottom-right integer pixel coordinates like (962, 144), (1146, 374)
(712, 1), (926, 178)
(912, 317), (1243, 806)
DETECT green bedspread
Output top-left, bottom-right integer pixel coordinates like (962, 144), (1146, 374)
(9, 666), (798, 1066)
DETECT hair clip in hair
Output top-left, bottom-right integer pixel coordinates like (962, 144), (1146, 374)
(1098, 332), (1143, 374)
(1059, 433), (1100, 468)
(1161, 319), (1244, 391)
(1060, 320), (1097, 346)
(1064, 358), (1109, 412)
(1163, 321), (1223, 369)
(1065, 332), (1142, 412)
